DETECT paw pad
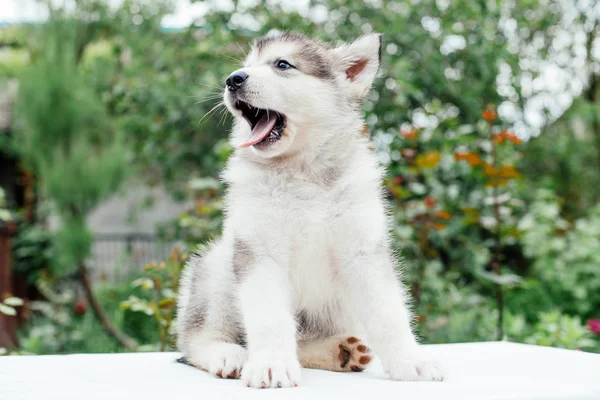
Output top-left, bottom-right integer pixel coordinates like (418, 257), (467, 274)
(337, 336), (372, 372)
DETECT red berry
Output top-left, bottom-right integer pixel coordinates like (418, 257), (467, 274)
(74, 299), (87, 315)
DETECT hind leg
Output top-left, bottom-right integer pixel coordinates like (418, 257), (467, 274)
(298, 335), (372, 372)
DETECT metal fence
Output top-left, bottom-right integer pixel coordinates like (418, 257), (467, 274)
(87, 233), (180, 283)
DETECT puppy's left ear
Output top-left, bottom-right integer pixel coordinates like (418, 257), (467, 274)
(333, 33), (382, 99)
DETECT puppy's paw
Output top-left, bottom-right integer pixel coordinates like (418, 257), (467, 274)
(387, 353), (444, 382)
(242, 353), (301, 388)
(337, 336), (372, 372)
(207, 343), (247, 379)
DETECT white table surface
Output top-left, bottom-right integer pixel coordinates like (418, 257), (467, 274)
(1, 341), (599, 400)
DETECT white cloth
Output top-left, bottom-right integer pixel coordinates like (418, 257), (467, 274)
(1, 342), (599, 400)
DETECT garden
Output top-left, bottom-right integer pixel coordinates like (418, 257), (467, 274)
(0, 0), (599, 357)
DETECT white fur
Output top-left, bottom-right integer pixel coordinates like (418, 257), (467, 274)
(177, 33), (444, 388)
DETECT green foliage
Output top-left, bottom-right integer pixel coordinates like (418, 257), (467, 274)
(523, 311), (596, 350)
(4, 0), (600, 354)
(13, 14), (129, 275)
(16, 279), (159, 354)
(120, 247), (187, 351)
(0, 25), (29, 77)
(11, 221), (55, 283)
(518, 190), (600, 318)
(157, 176), (224, 244)
(522, 98), (600, 219)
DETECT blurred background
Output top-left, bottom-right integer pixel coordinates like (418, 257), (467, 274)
(0, 0), (599, 355)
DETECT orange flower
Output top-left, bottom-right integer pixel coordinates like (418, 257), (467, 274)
(482, 108), (497, 122)
(493, 131), (522, 145)
(433, 223), (447, 230)
(424, 196), (436, 209)
(436, 210), (452, 220)
(485, 165), (520, 179)
(415, 151), (441, 168)
(400, 128), (418, 140)
(454, 152), (482, 166)
(503, 131), (522, 145)
(483, 163), (498, 177)
(498, 165), (520, 179)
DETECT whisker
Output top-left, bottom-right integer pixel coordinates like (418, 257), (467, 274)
(196, 82), (224, 90)
(194, 93), (223, 99)
(194, 96), (224, 105)
(197, 102), (225, 126)
(218, 107), (229, 127)
(236, 42), (247, 57)
(189, 90), (222, 97)
(220, 53), (243, 65)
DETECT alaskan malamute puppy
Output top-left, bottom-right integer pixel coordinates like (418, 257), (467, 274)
(177, 32), (444, 388)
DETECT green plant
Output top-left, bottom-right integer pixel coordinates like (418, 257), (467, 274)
(518, 191), (600, 319)
(121, 247), (187, 351)
(5, 0), (600, 355)
(11, 221), (55, 284)
(13, 9), (133, 349)
(16, 278), (161, 354)
(157, 176), (225, 245)
(523, 311), (597, 351)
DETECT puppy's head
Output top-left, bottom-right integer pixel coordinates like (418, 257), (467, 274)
(224, 32), (382, 159)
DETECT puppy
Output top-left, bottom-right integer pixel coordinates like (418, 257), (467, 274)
(176, 32), (444, 388)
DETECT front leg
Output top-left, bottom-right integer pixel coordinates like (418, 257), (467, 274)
(340, 246), (444, 381)
(239, 257), (301, 388)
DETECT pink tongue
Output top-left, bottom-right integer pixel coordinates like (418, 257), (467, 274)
(238, 113), (278, 148)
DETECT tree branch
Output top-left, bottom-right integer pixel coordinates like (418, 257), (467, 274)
(78, 263), (137, 350)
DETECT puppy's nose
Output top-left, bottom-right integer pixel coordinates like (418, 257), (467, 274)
(226, 71), (248, 92)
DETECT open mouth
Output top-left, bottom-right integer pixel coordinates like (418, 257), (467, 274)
(234, 100), (286, 148)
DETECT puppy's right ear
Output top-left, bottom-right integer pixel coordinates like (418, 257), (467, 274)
(333, 34), (382, 99)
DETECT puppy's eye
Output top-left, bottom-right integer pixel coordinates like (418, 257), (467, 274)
(275, 60), (294, 70)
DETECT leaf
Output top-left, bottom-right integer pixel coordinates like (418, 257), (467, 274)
(188, 177), (220, 191)
(0, 304), (16, 316)
(3, 297), (24, 307)
(158, 298), (175, 308)
(132, 277), (154, 290)
(0, 210), (11, 221)
(479, 271), (522, 285)
(415, 151), (441, 169)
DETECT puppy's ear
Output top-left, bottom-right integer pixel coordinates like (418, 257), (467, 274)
(333, 33), (382, 99)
